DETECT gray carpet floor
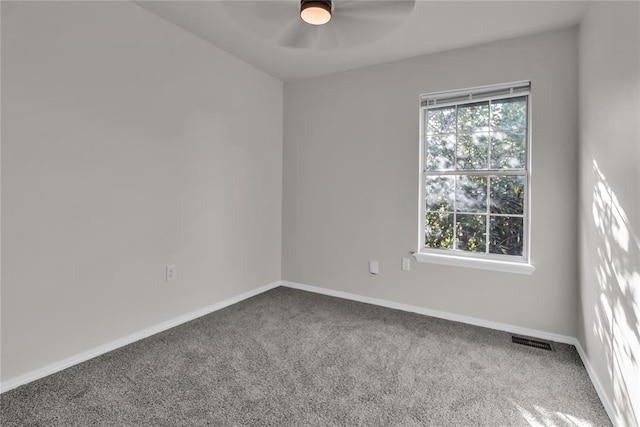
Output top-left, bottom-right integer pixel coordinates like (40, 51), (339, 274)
(1, 287), (611, 426)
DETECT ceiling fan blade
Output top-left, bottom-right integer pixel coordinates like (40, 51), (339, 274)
(335, 1), (416, 19)
(277, 18), (315, 49)
(221, 1), (299, 38)
(315, 23), (342, 50)
(325, 13), (403, 47)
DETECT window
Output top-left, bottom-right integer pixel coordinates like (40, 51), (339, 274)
(416, 82), (534, 274)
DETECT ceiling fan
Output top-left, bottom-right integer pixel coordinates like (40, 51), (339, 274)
(220, 0), (416, 50)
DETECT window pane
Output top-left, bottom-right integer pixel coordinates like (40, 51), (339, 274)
(427, 107), (456, 134)
(490, 96), (526, 130)
(426, 134), (455, 171)
(457, 101), (489, 133)
(426, 176), (454, 212)
(425, 212), (454, 249)
(456, 175), (487, 213)
(490, 131), (526, 169)
(489, 216), (524, 255)
(456, 214), (486, 252)
(457, 132), (489, 169)
(490, 175), (525, 215)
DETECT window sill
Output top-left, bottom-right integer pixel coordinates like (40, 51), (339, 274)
(413, 252), (535, 275)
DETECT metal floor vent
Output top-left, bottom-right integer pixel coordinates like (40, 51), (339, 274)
(512, 336), (553, 351)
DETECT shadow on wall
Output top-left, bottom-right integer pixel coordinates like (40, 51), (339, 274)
(591, 160), (639, 427)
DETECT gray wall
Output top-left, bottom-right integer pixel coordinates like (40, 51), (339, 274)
(283, 28), (579, 336)
(1, 2), (283, 382)
(578, 3), (640, 426)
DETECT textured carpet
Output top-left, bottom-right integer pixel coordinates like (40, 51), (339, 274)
(1, 287), (611, 426)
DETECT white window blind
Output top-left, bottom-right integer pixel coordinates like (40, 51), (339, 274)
(421, 81), (531, 108)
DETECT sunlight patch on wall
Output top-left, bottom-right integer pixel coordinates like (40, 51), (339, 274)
(591, 159), (639, 427)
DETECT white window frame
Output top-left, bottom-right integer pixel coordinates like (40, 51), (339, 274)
(415, 81), (535, 275)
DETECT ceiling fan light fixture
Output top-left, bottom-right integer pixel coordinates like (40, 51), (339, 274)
(300, 0), (332, 26)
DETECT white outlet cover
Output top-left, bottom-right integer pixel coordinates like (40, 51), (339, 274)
(369, 260), (379, 274)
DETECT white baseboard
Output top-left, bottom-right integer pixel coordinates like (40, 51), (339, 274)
(281, 280), (619, 426)
(0, 280), (281, 394)
(281, 280), (575, 344)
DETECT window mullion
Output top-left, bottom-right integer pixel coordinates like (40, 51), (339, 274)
(425, 169), (525, 177)
(486, 100), (492, 254)
(453, 105), (458, 251)
(486, 177), (491, 254)
(487, 99), (492, 171)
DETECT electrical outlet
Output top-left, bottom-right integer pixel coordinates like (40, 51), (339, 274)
(369, 260), (379, 275)
(166, 264), (177, 281)
(402, 257), (410, 271)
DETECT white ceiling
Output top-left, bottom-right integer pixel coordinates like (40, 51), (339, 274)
(135, 0), (589, 82)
